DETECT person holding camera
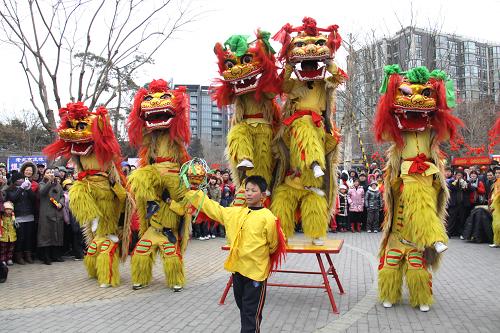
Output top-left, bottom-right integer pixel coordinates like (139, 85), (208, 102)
(447, 170), (470, 238)
(37, 169), (65, 265)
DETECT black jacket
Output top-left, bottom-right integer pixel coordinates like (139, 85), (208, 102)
(365, 188), (383, 210)
(5, 186), (36, 217)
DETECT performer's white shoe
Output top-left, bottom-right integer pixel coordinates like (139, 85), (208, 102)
(172, 285), (183, 292)
(489, 244), (500, 248)
(108, 234), (119, 243)
(434, 241), (448, 253)
(312, 238), (324, 246)
(312, 164), (324, 178)
(419, 304), (430, 312)
(382, 301), (393, 308)
(99, 283), (111, 288)
(237, 159), (254, 169)
(132, 283), (148, 290)
(91, 218), (99, 232)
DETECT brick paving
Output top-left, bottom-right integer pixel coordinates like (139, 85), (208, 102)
(0, 233), (498, 332)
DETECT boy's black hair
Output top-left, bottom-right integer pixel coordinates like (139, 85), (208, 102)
(245, 175), (267, 193)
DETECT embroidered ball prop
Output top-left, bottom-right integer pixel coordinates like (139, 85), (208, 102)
(179, 158), (211, 190)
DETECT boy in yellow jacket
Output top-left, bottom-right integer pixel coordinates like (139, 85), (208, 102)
(175, 175), (286, 333)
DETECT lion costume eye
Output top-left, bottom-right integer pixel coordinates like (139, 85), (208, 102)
(315, 39), (326, 46)
(144, 95), (153, 101)
(399, 86), (413, 96)
(160, 93), (172, 99)
(294, 41), (305, 47)
(421, 88), (431, 97)
(76, 122), (86, 130)
(241, 54), (253, 64)
(224, 60), (235, 69)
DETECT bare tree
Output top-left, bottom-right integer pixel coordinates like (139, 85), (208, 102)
(0, 0), (199, 135)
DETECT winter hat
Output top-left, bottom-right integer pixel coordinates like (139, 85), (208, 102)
(370, 180), (378, 186)
(62, 179), (73, 189)
(3, 201), (14, 210)
(339, 184), (347, 190)
(10, 172), (23, 184)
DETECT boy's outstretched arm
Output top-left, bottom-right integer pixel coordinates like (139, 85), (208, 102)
(184, 190), (231, 225)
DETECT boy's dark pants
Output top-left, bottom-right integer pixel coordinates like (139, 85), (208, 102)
(366, 209), (380, 231)
(232, 272), (267, 333)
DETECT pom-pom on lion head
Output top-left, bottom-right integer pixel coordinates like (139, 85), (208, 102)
(273, 17), (342, 81)
(374, 64), (463, 146)
(212, 30), (281, 107)
(127, 79), (190, 148)
(43, 102), (122, 168)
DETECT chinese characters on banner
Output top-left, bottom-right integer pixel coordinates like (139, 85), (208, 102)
(7, 156), (48, 171)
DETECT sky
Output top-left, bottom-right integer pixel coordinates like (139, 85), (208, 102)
(1, 0), (500, 120)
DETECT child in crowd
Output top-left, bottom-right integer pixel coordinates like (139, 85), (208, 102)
(0, 201), (16, 283)
(336, 185), (349, 232)
(365, 181), (383, 233)
(348, 178), (365, 232)
(177, 175), (286, 333)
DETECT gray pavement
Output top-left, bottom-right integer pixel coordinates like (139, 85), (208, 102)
(0, 233), (498, 332)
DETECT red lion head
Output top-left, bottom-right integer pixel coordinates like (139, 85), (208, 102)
(374, 65), (463, 147)
(127, 79), (190, 148)
(43, 102), (122, 168)
(211, 30), (281, 107)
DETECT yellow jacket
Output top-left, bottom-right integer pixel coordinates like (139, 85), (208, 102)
(181, 190), (280, 281)
(0, 215), (16, 242)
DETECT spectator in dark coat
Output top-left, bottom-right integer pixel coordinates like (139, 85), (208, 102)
(447, 170), (469, 238)
(37, 169), (65, 265)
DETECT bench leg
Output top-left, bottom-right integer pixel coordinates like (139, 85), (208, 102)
(326, 253), (345, 294)
(317, 253), (339, 314)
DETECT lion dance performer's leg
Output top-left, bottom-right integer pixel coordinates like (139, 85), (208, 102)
(301, 191), (328, 239)
(405, 248), (433, 307)
(289, 117), (326, 174)
(131, 227), (157, 287)
(378, 234), (404, 305)
(227, 123), (254, 168)
(247, 123), (274, 186)
(128, 165), (163, 204)
(69, 181), (102, 280)
(161, 240), (185, 288)
(96, 238), (120, 287)
(270, 184), (301, 238)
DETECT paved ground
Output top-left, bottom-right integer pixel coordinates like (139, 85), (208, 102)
(1, 232), (499, 332)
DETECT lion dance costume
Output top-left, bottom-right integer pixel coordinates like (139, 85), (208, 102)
(490, 117), (500, 247)
(212, 30), (281, 192)
(270, 17), (345, 244)
(374, 65), (462, 311)
(44, 102), (127, 287)
(127, 79), (191, 291)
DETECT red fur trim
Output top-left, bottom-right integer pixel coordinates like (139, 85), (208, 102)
(269, 218), (287, 273)
(373, 74), (403, 145)
(428, 78), (463, 142)
(170, 86), (191, 145)
(43, 139), (71, 160)
(127, 87), (148, 148)
(91, 106), (122, 167)
(252, 40), (281, 100)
